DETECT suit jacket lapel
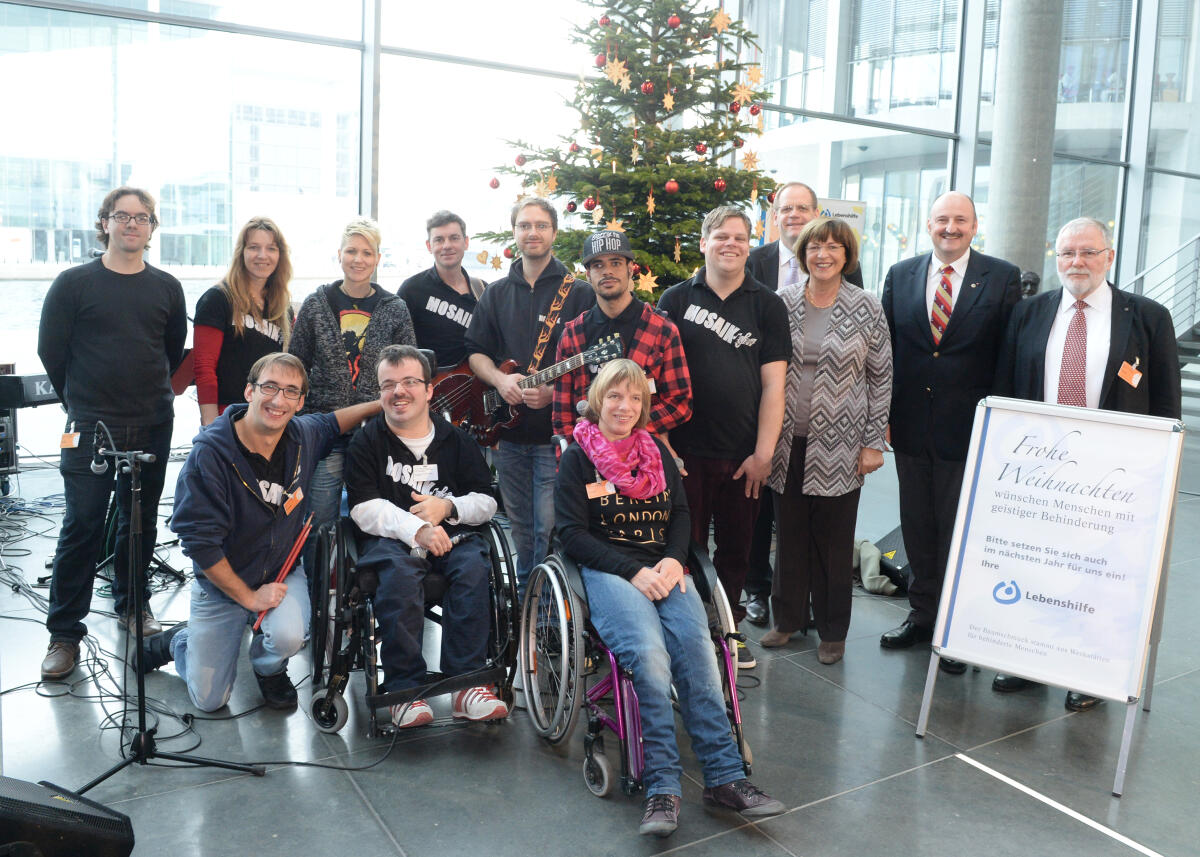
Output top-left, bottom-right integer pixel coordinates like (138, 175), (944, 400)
(907, 254), (937, 347)
(940, 251), (986, 342)
(1101, 283), (1130, 405)
(1027, 291), (1059, 400)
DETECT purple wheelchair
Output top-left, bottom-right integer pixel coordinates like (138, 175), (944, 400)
(519, 545), (751, 797)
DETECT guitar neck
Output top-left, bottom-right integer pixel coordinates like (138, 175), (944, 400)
(521, 352), (590, 389)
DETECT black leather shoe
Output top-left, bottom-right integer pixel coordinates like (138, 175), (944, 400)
(879, 621), (932, 649)
(1065, 691), (1100, 712)
(744, 594), (769, 627)
(992, 674), (1034, 693)
(938, 657), (967, 675)
(142, 622), (187, 672)
(255, 669), (298, 710)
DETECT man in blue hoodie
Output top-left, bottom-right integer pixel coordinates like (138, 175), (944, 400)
(146, 352), (380, 712)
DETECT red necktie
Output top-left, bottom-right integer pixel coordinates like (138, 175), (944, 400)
(930, 265), (953, 344)
(1056, 300), (1088, 407)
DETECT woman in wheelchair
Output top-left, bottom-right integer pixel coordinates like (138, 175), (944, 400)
(555, 360), (784, 837)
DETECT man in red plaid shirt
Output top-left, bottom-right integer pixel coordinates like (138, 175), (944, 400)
(554, 231), (692, 446)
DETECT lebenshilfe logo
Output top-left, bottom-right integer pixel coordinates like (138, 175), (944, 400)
(992, 580), (1022, 605)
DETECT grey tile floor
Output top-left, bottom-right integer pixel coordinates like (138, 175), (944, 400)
(2, 437), (1198, 857)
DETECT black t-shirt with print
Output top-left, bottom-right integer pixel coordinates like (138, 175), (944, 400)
(327, 285), (382, 389)
(398, 266), (477, 368)
(231, 413), (289, 507)
(194, 286), (287, 407)
(656, 269), (790, 460)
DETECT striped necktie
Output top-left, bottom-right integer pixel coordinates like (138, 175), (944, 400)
(1056, 300), (1088, 407)
(930, 265), (953, 344)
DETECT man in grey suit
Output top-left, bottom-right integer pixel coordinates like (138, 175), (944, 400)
(991, 216), (1181, 711)
(742, 182), (862, 627)
(879, 192), (1021, 669)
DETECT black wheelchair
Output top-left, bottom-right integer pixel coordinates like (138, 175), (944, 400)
(519, 544), (751, 798)
(308, 517), (519, 736)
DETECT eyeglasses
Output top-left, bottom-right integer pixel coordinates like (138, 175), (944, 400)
(777, 204), (816, 216)
(515, 222), (554, 233)
(253, 381), (303, 400)
(806, 242), (845, 254)
(380, 378), (429, 393)
(106, 212), (152, 226)
(1055, 249), (1109, 260)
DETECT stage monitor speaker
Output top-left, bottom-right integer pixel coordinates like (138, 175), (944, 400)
(0, 777), (133, 857)
(874, 525), (911, 594)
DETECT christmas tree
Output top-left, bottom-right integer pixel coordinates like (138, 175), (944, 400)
(476, 0), (774, 299)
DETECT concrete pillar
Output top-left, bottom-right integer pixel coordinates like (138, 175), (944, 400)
(986, 0), (1065, 275)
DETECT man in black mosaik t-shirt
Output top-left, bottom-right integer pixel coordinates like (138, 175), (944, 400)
(656, 206), (790, 659)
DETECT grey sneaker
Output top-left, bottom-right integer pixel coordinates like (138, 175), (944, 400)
(702, 779), (785, 817)
(639, 794), (680, 837)
(736, 640), (757, 669)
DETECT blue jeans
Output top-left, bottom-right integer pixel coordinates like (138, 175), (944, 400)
(581, 566), (745, 797)
(300, 436), (348, 580)
(495, 440), (556, 594)
(171, 569), (310, 712)
(47, 419), (173, 642)
(358, 534), (491, 691)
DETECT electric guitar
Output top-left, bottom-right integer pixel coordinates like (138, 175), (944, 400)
(431, 334), (624, 446)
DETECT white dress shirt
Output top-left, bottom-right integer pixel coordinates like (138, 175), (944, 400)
(1043, 283), (1112, 409)
(925, 249), (971, 319)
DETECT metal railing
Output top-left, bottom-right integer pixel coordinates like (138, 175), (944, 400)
(1130, 232), (1200, 338)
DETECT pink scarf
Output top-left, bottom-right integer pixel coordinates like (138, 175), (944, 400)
(573, 419), (667, 500)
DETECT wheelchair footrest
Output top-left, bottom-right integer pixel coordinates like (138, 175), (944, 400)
(365, 664), (509, 711)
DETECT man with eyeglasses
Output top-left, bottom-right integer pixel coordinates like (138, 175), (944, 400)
(990, 217), (1180, 712)
(742, 182), (864, 628)
(143, 352), (381, 711)
(345, 345), (507, 727)
(37, 186), (187, 681)
(399, 210), (487, 368)
(880, 192), (1021, 667)
(465, 198), (594, 594)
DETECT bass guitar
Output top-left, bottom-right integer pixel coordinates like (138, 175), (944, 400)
(431, 334), (623, 446)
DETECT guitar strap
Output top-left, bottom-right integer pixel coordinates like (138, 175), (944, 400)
(526, 273), (576, 375)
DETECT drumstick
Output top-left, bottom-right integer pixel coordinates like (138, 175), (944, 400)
(252, 513), (314, 631)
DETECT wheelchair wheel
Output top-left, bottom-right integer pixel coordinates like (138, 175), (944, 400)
(708, 575), (739, 683)
(485, 519), (520, 688)
(311, 691), (349, 734)
(520, 557), (585, 745)
(311, 521), (352, 688)
(583, 751), (613, 798)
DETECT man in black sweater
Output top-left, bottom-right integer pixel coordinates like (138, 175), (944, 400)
(37, 186), (187, 680)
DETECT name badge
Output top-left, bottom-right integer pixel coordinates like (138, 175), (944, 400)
(411, 464), (439, 482)
(61, 432), (80, 449)
(283, 486), (304, 516)
(647, 377), (657, 395)
(1117, 360), (1142, 389)
(586, 480), (616, 499)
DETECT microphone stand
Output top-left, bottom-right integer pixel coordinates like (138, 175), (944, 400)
(78, 444), (264, 794)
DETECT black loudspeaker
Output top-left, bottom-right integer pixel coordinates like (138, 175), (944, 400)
(0, 777), (133, 857)
(874, 525), (912, 594)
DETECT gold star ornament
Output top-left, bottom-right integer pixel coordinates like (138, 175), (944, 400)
(662, 91), (675, 111)
(731, 82), (755, 105)
(604, 218), (626, 232)
(741, 150), (759, 170)
(746, 64), (763, 85)
(646, 190), (656, 215)
(711, 8), (732, 33)
(635, 270), (659, 293)
(603, 56), (628, 85)
(491, 256), (503, 270)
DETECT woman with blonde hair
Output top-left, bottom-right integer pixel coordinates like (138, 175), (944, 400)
(193, 217), (294, 425)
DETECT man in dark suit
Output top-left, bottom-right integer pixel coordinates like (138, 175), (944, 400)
(991, 216), (1181, 711)
(879, 192), (1021, 668)
(742, 182), (863, 627)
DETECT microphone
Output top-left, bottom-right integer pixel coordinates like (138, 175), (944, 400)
(576, 400), (587, 416)
(90, 425), (109, 474)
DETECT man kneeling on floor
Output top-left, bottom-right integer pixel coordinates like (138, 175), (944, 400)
(144, 353), (380, 711)
(346, 344), (507, 727)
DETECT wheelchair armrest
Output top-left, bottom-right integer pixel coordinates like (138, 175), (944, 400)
(686, 540), (719, 604)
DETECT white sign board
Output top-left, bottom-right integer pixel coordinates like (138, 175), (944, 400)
(816, 197), (866, 247)
(934, 397), (1183, 702)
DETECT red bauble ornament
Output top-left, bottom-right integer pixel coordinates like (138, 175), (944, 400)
(583, 196), (597, 211)
(713, 178), (727, 192)
(515, 154), (526, 166)
(733, 137), (745, 148)
(664, 179), (680, 194)
(566, 200), (578, 212)
(767, 191), (776, 204)
(631, 263), (642, 275)
(729, 101), (741, 114)
(594, 53), (606, 67)
(599, 14), (611, 26)
(694, 142), (708, 155)
(503, 247), (514, 259)
(489, 178), (500, 189)
(640, 80), (654, 95)
(569, 142), (581, 153)
(667, 14), (681, 28)
(749, 103), (761, 116)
